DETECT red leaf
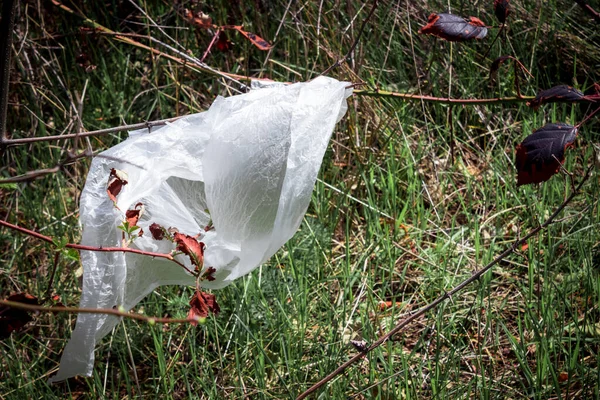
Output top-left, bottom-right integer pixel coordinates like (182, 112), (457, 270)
(528, 85), (585, 110)
(107, 168), (128, 204)
(232, 26), (273, 50)
(125, 202), (144, 227)
(494, 0), (510, 24)
(149, 223), (166, 240)
(202, 266), (216, 281)
(515, 123), (578, 185)
(184, 9), (213, 29)
(419, 13), (488, 42)
(188, 291), (220, 325)
(215, 32), (232, 52)
(0, 293), (39, 339)
(174, 232), (205, 268)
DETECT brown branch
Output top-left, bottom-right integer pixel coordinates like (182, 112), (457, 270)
(574, 0), (600, 24)
(353, 89), (534, 105)
(3, 116), (182, 146)
(50, 0), (250, 87)
(320, 0), (379, 76)
(296, 165), (593, 400)
(0, 219), (192, 274)
(0, 299), (198, 324)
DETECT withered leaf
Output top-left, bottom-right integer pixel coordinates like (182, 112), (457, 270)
(149, 223), (166, 240)
(528, 85), (585, 109)
(184, 9), (213, 29)
(174, 232), (205, 268)
(515, 123), (577, 185)
(188, 291), (220, 326)
(233, 26), (273, 50)
(0, 293), (39, 339)
(202, 266), (216, 282)
(107, 168), (128, 204)
(494, 0), (510, 24)
(125, 202), (144, 227)
(419, 13), (488, 42)
(215, 32), (233, 52)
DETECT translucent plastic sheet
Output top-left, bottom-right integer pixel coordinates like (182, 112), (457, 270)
(49, 77), (352, 382)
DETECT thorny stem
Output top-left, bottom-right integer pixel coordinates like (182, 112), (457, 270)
(0, 299), (199, 325)
(0, 219), (193, 275)
(296, 165), (593, 400)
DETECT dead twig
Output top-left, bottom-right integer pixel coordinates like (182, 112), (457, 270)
(354, 89), (534, 105)
(296, 165), (593, 400)
(0, 219), (193, 275)
(0, 299), (198, 324)
(2, 116), (182, 146)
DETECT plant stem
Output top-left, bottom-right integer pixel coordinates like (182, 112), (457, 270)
(0, 219), (192, 274)
(296, 165), (592, 400)
(0, 299), (198, 324)
(353, 89), (534, 105)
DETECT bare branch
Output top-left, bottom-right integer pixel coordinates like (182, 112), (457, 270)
(0, 299), (199, 325)
(296, 165), (593, 400)
(353, 89), (534, 105)
(3, 116), (182, 146)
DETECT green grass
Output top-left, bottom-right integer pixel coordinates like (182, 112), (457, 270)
(1, 0), (600, 398)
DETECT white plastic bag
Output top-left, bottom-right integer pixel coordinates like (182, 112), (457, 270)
(49, 76), (352, 382)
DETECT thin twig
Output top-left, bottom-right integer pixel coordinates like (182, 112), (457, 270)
(50, 0), (250, 89)
(354, 89), (534, 105)
(0, 219), (192, 274)
(576, 104), (600, 128)
(296, 165), (593, 400)
(0, 299), (198, 324)
(2, 116), (182, 146)
(319, 0), (379, 76)
(574, 0), (600, 24)
(44, 252), (61, 300)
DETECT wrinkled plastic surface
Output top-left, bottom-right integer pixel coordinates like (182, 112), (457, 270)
(49, 77), (352, 382)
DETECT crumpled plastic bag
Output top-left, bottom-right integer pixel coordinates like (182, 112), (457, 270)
(49, 76), (352, 382)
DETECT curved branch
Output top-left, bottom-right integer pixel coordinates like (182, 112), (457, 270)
(296, 165), (593, 400)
